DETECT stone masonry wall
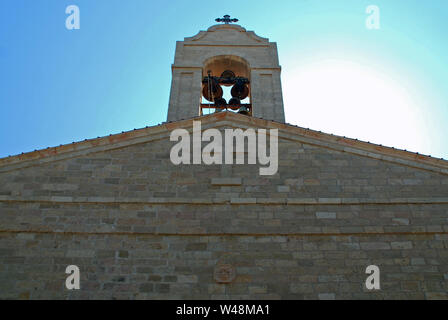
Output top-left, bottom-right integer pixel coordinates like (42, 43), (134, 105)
(1, 126), (448, 299)
(1, 231), (448, 300)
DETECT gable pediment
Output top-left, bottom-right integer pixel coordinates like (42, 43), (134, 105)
(1, 111), (448, 207)
(0, 111), (447, 176)
(1, 112), (446, 175)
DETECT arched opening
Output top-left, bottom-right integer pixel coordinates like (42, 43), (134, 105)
(200, 55), (252, 116)
(202, 55), (250, 79)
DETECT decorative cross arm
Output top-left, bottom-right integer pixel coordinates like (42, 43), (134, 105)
(215, 15), (239, 24)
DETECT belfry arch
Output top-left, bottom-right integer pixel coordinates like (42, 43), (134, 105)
(167, 20), (285, 122)
(202, 55), (250, 79)
(201, 55), (252, 115)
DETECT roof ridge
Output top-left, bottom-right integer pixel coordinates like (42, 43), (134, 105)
(1, 112), (447, 172)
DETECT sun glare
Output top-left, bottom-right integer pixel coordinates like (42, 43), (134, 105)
(283, 59), (427, 154)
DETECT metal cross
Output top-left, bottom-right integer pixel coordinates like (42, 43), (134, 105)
(215, 15), (238, 24)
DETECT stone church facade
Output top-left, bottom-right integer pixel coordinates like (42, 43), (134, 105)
(1, 21), (448, 300)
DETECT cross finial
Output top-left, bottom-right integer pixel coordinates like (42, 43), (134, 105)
(215, 15), (238, 24)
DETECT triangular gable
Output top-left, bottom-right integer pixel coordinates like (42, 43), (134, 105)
(1, 112), (447, 175)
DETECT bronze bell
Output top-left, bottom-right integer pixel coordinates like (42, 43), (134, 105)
(231, 80), (249, 100)
(202, 79), (223, 102)
(214, 97), (227, 106)
(214, 97), (226, 113)
(220, 70), (236, 87)
(228, 97), (241, 110)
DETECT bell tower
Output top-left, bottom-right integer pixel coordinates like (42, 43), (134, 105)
(167, 15), (285, 123)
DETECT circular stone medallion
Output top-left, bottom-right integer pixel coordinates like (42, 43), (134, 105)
(213, 264), (236, 284)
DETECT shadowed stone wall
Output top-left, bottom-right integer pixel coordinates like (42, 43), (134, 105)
(1, 125), (447, 299)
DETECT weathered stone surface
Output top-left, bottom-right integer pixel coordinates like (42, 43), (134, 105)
(211, 178), (242, 186)
(0, 114), (447, 300)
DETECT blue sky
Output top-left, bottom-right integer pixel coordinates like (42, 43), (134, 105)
(1, 0), (447, 159)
